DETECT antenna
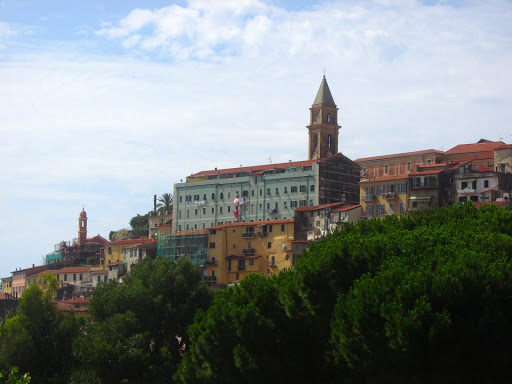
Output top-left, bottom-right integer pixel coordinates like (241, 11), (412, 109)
(268, 155), (272, 164)
(323, 68), (326, 77)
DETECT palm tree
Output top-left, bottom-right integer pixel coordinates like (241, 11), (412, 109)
(157, 193), (173, 214)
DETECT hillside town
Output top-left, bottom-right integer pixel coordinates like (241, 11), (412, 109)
(1, 76), (511, 314)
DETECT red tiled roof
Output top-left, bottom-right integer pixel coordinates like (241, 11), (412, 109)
(294, 202), (346, 212)
(360, 174), (409, 184)
(449, 151), (494, 161)
(409, 169), (444, 176)
(57, 301), (88, 313)
(495, 144), (512, 150)
(291, 240), (310, 243)
(11, 265), (47, 275)
(108, 261), (124, 267)
(108, 237), (156, 246)
(331, 204), (361, 213)
(446, 141), (505, 155)
(86, 235), (110, 245)
(189, 159), (317, 178)
(27, 266), (92, 279)
(91, 270), (108, 275)
(209, 219), (294, 230)
(355, 149), (444, 163)
(63, 297), (89, 305)
(478, 166), (493, 172)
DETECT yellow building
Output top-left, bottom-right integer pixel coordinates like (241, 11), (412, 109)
(360, 174), (409, 218)
(1, 277), (12, 295)
(93, 238), (157, 272)
(26, 266), (93, 288)
(204, 219), (295, 288)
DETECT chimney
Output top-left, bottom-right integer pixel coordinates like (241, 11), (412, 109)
(154, 195), (157, 215)
(32, 264), (35, 268)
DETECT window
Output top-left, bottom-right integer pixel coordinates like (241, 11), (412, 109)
(56, 275), (59, 280)
(300, 185), (306, 192)
(427, 159), (432, 165)
(284, 186), (288, 193)
(387, 184), (396, 193)
(290, 201), (298, 208)
(399, 202), (405, 215)
(267, 203), (270, 209)
(300, 200), (307, 206)
(461, 181), (468, 190)
(220, 192), (224, 199)
(316, 221), (320, 227)
(291, 186), (298, 193)
(470, 195), (478, 202)
(275, 202), (278, 209)
(64, 274), (67, 281)
(407, 162), (411, 171)
(203, 194), (207, 200)
(281, 224), (285, 231)
(275, 187), (279, 195)
(220, 207), (223, 214)
(186, 224), (189, 230)
(283, 202), (287, 208)
(203, 208), (206, 214)
(266, 188), (271, 195)
(328, 134), (332, 147)
(249, 259), (254, 266)
(194, 194), (199, 201)
(412, 178), (421, 188)
(186, 195), (192, 202)
(412, 201), (418, 208)
(484, 180), (489, 188)
(104, 276), (107, 282)
(269, 225), (273, 232)
(384, 164), (389, 174)
(209, 242), (216, 249)
(243, 190), (249, 197)
(179, 210), (182, 218)
(195, 209), (198, 216)
(472, 180), (477, 190)
(108, 247), (112, 254)
(426, 176), (436, 187)
(327, 113), (331, 122)
(365, 205), (374, 218)
(362, 167), (367, 176)
(271, 256), (275, 265)
(398, 183), (407, 194)
(187, 210), (190, 218)
(210, 229), (216, 235)
(211, 207), (215, 214)
(252, 190), (255, 197)
(228, 192), (231, 199)
(212, 270), (215, 277)
(179, 196), (183, 202)
(286, 254), (290, 261)
(310, 185), (315, 192)
(228, 206), (231, 212)
(212, 193), (215, 200)
(80, 273), (83, 280)
(73, 274), (77, 281)
(27, 279), (30, 285)
(97, 276), (100, 283)
(260, 189), (263, 196)
(376, 204), (385, 216)
(194, 224), (198, 229)
(236, 273), (239, 280)
(376, 185), (385, 195)
(203, 223), (205, 229)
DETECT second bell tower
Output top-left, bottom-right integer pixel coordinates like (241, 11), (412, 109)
(307, 76), (340, 159)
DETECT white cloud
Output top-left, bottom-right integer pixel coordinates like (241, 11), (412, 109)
(1, 0), (512, 277)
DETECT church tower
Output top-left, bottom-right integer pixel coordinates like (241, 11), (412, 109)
(78, 207), (87, 246)
(307, 76), (340, 159)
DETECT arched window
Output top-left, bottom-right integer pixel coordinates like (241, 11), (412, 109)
(327, 113), (331, 122)
(328, 135), (332, 147)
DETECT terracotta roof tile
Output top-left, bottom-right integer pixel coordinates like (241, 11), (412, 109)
(294, 202), (346, 212)
(355, 149), (444, 163)
(495, 144), (512, 150)
(331, 204), (361, 213)
(189, 159), (316, 178)
(86, 235), (110, 245)
(360, 174), (410, 184)
(108, 237), (156, 246)
(409, 169), (444, 176)
(446, 141), (505, 155)
(209, 219), (294, 230)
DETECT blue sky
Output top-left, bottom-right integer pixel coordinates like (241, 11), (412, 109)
(1, 0), (512, 278)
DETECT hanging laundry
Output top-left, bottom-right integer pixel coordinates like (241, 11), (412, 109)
(234, 197), (240, 204)
(239, 197), (245, 205)
(234, 208), (239, 218)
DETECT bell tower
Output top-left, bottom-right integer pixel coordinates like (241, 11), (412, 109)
(78, 207), (87, 246)
(307, 76), (340, 159)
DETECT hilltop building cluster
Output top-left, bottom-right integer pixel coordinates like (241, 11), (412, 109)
(1, 76), (511, 307)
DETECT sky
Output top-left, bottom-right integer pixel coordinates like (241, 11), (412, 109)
(1, 0), (511, 278)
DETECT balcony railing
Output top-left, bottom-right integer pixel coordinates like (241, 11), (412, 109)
(457, 188), (476, 194)
(242, 232), (255, 239)
(242, 248), (255, 255)
(203, 259), (217, 266)
(267, 209), (278, 214)
(361, 195), (376, 201)
(383, 192), (398, 199)
(258, 231), (268, 237)
(203, 276), (216, 282)
(237, 265), (246, 271)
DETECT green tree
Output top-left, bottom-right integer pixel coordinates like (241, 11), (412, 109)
(176, 273), (321, 384)
(0, 367), (31, 384)
(0, 284), (78, 384)
(157, 193), (173, 213)
(73, 257), (212, 383)
(129, 213), (150, 238)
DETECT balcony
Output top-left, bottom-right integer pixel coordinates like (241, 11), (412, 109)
(242, 232), (255, 239)
(258, 231), (268, 237)
(237, 265), (246, 271)
(203, 259), (217, 266)
(383, 192), (398, 199)
(361, 195), (376, 201)
(267, 209), (278, 214)
(242, 248), (255, 255)
(457, 188), (476, 194)
(203, 276), (216, 282)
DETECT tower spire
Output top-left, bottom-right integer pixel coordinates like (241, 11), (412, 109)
(313, 75), (336, 107)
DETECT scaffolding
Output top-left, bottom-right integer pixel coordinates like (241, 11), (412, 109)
(157, 231), (208, 266)
(46, 250), (63, 264)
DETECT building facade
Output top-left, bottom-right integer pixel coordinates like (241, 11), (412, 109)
(203, 219), (295, 288)
(172, 77), (360, 233)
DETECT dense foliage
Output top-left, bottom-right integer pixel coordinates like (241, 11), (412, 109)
(2, 204), (511, 383)
(72, 257), (212, 383)
(0, 275), (78, 383)
(129, 212), (150, 238)
(177, 204), (512, 383)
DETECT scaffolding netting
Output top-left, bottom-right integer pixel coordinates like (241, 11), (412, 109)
(46, 250), (63, 264)
(157, 231), (208, 266)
